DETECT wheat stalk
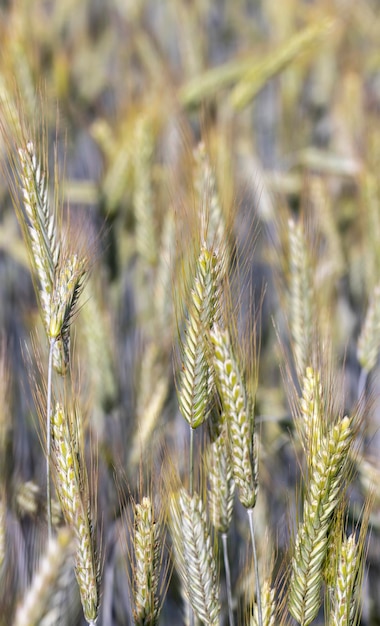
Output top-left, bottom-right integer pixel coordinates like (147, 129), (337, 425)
(51, 403), (99, 625)
(169, 487), (220, 626)
(288, 416), (353, 625)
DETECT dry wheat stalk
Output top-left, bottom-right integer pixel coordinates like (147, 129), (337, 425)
(51, 403), (99, 625)
(250, 579), (276, 626)
(132, 496), (161, 626)
(210, 323), (257, 509)
(288, 416), (353, 626)
(169, 487), (220, 626)
(13, 526), (73, 626)
(178, 246), (218, 429)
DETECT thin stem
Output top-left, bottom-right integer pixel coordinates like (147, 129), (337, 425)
(189, 426), (194, 496)
(46, 337), (55, 538)
(222, 532), (235, 626)
(189, 425), (195, 626)
(247, 508), (262, 626)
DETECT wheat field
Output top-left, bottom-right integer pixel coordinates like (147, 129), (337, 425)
(0, 1), (380, 625)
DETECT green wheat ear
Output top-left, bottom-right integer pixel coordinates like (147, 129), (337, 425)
(178, 245), (218, 429)
(132, 496), (162, 626)
(169, 487), (220, 626)
(210, 323), (258, 509)
(288, 416), (353, 626)
(51, 403), (100, 625)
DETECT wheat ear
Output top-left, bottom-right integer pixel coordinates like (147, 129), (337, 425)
(169, 487), (220, 626)
(299, 366), (323, 471)
(132, 496), (162, 626)
(13, 527), (73, 626)
(288, 218), (314, 377)
(51, 403), (99, 624)
(210, 323), (261, 623)
(210, 323), (257, 509)
(330, 533), (361, 626)
(288, 416), (353, 626)
(178, 246), (218, 430)
(250, 579), (276, 626)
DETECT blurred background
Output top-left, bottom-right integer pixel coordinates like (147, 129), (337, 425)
(1, 0), (380, 624)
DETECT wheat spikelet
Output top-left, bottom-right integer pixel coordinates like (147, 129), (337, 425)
(13, 527), (73, 626)
(17, 141), (60, 332)
(330, 533), (360, 626)
(210, 323), (257, 509)
(207, 427), (235, 534)
(51, 403), (99, 624)
(169, 487), (220, 626)
(250, 579), (276, 626)
(288, 416), (353, 625)
(357, 282), (380, 373)
(288, 218), (314, 377)
(132, 496), (161, 625)
(178, 246), (218, 429)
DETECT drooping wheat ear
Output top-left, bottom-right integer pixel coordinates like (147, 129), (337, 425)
(357, 281), (380, 374)
(133, 114), (157, 265)
(288, 218), (314, 378)
(288, 416), (353, 626)
(169, 487), (220, 626)
(299, 366), (323, 471)
(210, 323), (258, 509)
(132, 496), (162, 626)
(178, 246), (218, 429)
(330, 533), (361, 626)
(250, 579), (276, 626)
(13, 527), (74, 626)
(51, 403), (99, 625)
(207, 426), (235, 534)
(17, 142), (60, 332)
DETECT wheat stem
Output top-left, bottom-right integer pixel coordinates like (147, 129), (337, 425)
(189, 425), (194, 497)
(222, 532), (235, 626)
(248, 508), (263, 626)
(46, 336), (55, 538)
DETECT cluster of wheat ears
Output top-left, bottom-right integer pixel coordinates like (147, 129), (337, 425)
(0, 92), (376, 626)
